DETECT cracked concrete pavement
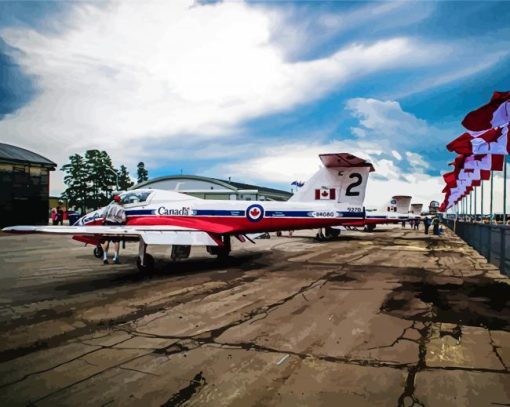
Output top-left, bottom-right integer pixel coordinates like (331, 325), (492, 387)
(0, 226), (509, 406)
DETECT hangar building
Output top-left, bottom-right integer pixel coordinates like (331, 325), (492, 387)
(134, 175), (292, 201)
(0, 143), (56, 227)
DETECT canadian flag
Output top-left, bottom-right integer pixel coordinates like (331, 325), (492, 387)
(462, 91), (510, 132)
(447, 124), (509, 155)
(315, 187), (336, 200)
(463, 153), (504, 171)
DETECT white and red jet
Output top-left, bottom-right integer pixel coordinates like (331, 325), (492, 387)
(3, 153), (374, 272)
(362, 195), (413, 231)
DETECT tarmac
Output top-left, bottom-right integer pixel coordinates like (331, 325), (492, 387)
(0, 226), (509, 406)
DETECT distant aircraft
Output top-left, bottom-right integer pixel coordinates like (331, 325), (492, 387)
(337, 195), (412, 232)
(362, 195), (412, 231)
(3, 153), (374, 272)
(409, 203), (424, 220)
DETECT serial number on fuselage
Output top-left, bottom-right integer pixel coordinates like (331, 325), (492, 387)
(313, 211), (336, 218)
(347, 207), (363, 212)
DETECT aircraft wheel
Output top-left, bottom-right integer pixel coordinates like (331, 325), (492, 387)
(364, 224), (376, 232)
(93, 245), (104, 258)
(315, 231), (326, 241)
(217, 250), (230, 260)
(325, 227), (340, 239)
(136, 254), (155, 273)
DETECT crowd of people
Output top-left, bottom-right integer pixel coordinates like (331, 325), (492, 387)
(50, 202), (65, 225)
(402, 217), (441, 235)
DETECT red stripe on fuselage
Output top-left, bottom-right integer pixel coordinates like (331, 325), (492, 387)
(126, 215), (363, 233)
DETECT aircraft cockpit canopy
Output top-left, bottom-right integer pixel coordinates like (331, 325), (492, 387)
(120, 191), (152, 205)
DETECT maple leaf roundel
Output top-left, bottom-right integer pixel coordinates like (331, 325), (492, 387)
(246, 204), (264, 222)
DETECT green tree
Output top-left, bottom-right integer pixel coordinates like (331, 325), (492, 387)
(61, 149), (121, 211)
(84, 149), (118, 209)
(118, 165), (134, 190)
(61, 153), (89, 213)
(137, 162), (149, 183)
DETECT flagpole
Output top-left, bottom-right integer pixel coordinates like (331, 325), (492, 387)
(490, 170), (494, 224)
(470, 193), (472, 220)
(504, 155), (507, 225)
(481, 180), (485, 222)
(474, 187), (477, 222)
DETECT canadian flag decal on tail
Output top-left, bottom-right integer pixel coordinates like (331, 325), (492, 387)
(315, 187), (336, 200)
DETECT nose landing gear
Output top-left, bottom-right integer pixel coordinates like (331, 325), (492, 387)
(93, 244), (104, 258)
(137, 241), (155, 273)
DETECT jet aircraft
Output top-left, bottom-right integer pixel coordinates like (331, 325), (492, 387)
(363, 195), (412, 231)
(340, 195), (412, 232)
(3, 153), (375, 272)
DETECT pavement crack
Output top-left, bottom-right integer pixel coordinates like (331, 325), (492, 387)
(30, 351), (154, 404)
(488, 330), (508, 371)
(118, 366), (160, 377)
(0, 346), (103, 390)
(129, 272), (333, 345)
(396, 321), (431, 407)
(365, 321), (416, 351)
(208, 340), (412, 370)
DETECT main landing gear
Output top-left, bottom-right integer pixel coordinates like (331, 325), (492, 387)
(315, 227), (341, 241)
(364, 224), (376, 232)
(206, 235), (231, 261)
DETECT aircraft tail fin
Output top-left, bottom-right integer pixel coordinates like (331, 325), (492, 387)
(410, 203), (423, 216)
(380, 195), (412, 214)
(289, 153), (375, 207)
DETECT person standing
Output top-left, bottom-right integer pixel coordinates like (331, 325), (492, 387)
(424, 217), (431, 235)
(102, 194), (126, 264)
(414, 218), (420, 230)
(51, 207), (58, 225)
(53, 202), (64, 225)
(433, 217), (440, 235)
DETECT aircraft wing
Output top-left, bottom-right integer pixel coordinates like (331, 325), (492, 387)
(2, 225), (221, 246)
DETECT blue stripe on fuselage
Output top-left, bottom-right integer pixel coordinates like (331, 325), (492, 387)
(126, 209), (364, 218)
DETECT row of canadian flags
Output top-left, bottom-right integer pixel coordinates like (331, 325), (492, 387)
(440, 91), (510, 213)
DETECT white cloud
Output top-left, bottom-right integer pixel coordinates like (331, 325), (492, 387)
(267, 1), (436, 61)
(215, 97), (453, 207)
(217, 139), (442, 208)
(392, 150), (402, 160)
(406, 151), (429, 172)
(0, 1), (451, 172)
(346, 98), (430, 144)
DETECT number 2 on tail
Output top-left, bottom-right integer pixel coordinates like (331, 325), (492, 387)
(345, 173), (362, 196)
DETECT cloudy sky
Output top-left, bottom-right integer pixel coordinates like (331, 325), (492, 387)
(0, 0), (509, 208)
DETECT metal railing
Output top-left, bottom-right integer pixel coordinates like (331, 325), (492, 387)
(445, 219), (510, 276)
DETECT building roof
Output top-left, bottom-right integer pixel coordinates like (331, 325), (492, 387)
(134, 174), (292, 198)
(216, 178), (292, 197)
(0, 143), (57, 169)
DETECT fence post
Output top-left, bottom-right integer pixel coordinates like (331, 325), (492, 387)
(481, 180), (484, 221)
(488, 225), (492, 262)
(504, 156), (507, 225)
(474, 187), (477, 221)
(500, 226), (506, 275)
(490, 170), (494, 224)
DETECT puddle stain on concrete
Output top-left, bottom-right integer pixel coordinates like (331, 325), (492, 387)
(161, 371), (207, 407)
(382, 278), (510, 331)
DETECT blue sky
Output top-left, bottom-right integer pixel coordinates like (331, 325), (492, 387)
(0, 0), (509, 207)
